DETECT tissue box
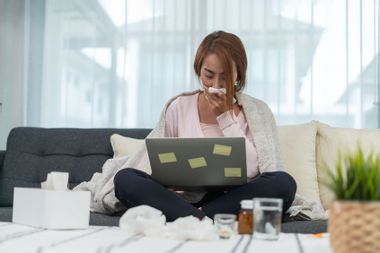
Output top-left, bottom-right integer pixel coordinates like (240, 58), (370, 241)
(12, 187), (91, 229)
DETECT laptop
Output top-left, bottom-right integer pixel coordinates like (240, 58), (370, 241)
(145, 137), (246, 190)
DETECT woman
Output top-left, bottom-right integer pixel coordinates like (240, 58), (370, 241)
(114, 31), (297, 221)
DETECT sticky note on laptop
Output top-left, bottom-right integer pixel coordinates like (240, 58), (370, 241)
(188, 157), (207, 169)
(224, 168), (242, 177)
(158, 152), (177, 163)
(213, 144), (232, 156)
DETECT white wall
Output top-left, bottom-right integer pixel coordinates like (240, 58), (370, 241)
(0, 0), (26, 150)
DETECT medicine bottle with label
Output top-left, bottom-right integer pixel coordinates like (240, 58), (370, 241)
(238, 200), (253, 234)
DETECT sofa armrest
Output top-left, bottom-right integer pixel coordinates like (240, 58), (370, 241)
(0, 151), (5, 169)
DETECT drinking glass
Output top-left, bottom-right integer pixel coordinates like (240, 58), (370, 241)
(253, 198), (283, 240)
(214, 214), (236, 239)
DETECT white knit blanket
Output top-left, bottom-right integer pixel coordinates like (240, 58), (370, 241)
(74, 90), (328, 220)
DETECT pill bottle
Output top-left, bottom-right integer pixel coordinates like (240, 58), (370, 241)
(238, 200), (253, 234)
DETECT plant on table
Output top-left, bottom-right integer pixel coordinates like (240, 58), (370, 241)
(325, 146), (380, 253)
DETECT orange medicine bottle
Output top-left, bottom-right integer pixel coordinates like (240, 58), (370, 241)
(238, 200), (254, 234)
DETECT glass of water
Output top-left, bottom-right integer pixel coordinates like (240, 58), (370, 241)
(253, 198), (283, 240)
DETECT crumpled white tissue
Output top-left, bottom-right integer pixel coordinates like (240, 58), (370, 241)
(166, 215), (217, 241)
(41, 172), (69, 191)
(119, 205), (218, 241)
(119, 205), (166, 236)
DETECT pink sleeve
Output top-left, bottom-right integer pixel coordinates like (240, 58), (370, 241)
(164, 100), (178, 137)
(216, 110), (259, 178)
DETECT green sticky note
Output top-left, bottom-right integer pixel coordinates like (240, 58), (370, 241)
(213, 144), (232, 156)
(224, 168), (242, 177)
(188, 157), (207, 169)
(158, 152), (177, 163)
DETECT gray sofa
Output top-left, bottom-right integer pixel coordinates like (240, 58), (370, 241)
(0, 127), (327, 233)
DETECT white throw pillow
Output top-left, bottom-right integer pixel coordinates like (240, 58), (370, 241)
(110, 134), (145, 158)
(316, 122), (380, 209)
(277, 121), (322, 206)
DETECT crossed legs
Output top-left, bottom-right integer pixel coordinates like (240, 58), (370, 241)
(114, 168), (296, 221)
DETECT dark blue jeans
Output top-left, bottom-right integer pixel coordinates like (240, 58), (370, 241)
(114, 168), (297, 221)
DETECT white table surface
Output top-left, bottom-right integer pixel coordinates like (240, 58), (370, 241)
(0, 222), (332, 253)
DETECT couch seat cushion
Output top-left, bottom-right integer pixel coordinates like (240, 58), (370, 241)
(282, 220), (327, 234)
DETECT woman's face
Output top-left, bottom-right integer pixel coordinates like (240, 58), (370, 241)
(200, 53), (237, 89)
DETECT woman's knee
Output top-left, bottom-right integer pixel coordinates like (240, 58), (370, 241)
(114, 168), (142, 198)
(274, 171), (297, 195)
(271, 171), (297, 210)
(261, 171), (297, 200)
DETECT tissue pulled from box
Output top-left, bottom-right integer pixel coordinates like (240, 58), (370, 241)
(41, 172), (69, 191)
(119, 205), (218, 241)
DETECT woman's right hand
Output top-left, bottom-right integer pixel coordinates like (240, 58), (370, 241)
(204, 88), (230, 116)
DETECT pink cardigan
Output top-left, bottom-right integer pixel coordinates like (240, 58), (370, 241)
(164, 93), (259, 179)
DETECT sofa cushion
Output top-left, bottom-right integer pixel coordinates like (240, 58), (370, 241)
(89, 212), (121, 227)
(281, 220), (327, 234)
(316, 122), (380, 209)
(278, 121), (322, 206)
(0, 127), (151, 206)
(110, 134), (145, 158)
(0, 207), (12, 222)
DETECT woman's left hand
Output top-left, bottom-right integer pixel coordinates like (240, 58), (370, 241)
(204, 90), (230, 116)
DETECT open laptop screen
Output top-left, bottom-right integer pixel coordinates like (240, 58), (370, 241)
(145, 137), (246, 190)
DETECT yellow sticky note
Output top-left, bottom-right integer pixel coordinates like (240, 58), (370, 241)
(213, 144), (232, 156)
(188, 157), (207, 169)
(158, 152), (177, 163)
(224, 168), (242, 177)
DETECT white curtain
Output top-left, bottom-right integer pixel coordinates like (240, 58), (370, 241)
(0, 0), (26, 150)
(21, 0), (380, 129)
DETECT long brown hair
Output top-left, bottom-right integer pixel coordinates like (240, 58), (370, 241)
(194, 31), (247, 107)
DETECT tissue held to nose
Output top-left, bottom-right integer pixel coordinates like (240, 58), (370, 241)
(119, 205), (218, 241)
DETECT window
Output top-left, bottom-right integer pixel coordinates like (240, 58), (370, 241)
(25, 0), (379, 128)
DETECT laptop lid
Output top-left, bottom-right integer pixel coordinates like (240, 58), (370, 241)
(145, 137), (246, 190)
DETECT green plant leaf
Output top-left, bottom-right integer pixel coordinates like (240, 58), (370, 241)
(322, 145), (380, 201)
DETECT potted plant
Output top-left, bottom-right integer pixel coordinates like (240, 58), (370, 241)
(325, 146), (380, 253)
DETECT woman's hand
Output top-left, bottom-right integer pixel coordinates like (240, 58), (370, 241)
(204, 89), (230, 116)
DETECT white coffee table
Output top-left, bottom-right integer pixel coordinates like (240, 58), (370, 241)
(0, 222), (332, 253)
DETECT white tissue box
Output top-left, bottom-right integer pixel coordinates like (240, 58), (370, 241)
(12, 187), (91, 229)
